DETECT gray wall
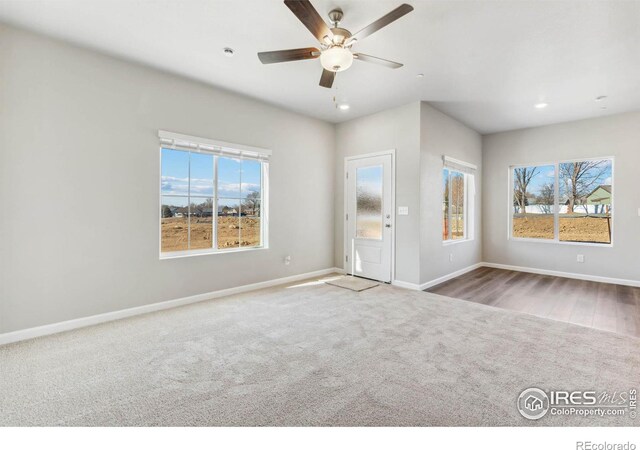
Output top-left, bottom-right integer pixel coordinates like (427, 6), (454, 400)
(334, 102), (422, 285)
(482, 111), (640, 282)
(420, 103), (482, 285)
(0, 24), (335, 333)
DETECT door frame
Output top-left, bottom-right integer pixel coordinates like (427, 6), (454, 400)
(343, 149), (396, 283)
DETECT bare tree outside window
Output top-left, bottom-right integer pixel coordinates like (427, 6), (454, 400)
(511, 165), (554, 239)
(513, 167), (539, 214)
(559, 160), (612, 243)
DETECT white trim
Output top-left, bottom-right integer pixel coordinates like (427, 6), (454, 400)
(0, 268), (343, 346)
(394, 260), (640, 291)
(443, 155), (478, 171)
(343, 149), (396, 284)
(481, 262), (640, 288)
(392, 263), (483, 291)
(419, 263), (484, 290)
(158, 130), (271, 158)
(391, 279), (421, 290)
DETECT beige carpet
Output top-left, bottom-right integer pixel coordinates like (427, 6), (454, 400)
(325, 275), (379, 292)
(0, 274), (638, 426)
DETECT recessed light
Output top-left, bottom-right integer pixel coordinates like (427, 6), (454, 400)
(595, 95), (607, 102)
(223, 47), (234, 57)
(534, 102), (548, 109)
(416, 73), (424, 78)
(338, 104), (350, 111)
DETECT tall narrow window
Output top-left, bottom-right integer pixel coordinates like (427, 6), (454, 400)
(159, 131), (269, 257)
(442, 157), (475, 243)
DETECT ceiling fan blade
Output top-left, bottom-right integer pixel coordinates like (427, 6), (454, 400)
(353, 53), (403, 69)
(319, 69), (336, 88)
(284, 0), (333, 43)
(350, 4), (413, 42)
(258, 47), (320, 64)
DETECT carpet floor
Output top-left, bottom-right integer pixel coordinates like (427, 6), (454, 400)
(1, 274), (638, 426)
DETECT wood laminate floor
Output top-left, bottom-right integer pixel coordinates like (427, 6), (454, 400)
(426, 267), (640, 338)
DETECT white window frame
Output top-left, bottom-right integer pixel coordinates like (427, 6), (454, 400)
(442, 165), (475, 246)
(507, 156), (614, 247)
(158, 131), (270, 259)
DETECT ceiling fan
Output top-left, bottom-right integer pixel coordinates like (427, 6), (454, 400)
(258, 1), (414, 88)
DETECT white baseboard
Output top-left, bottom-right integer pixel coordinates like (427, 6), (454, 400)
(391, 279), (421, 290)
(482, 262), (640, 287)
(419, 263), (485, 290)
(392, 260), (640, 292)
(0, 267), (344, 346)
(391, 263), (484, 291)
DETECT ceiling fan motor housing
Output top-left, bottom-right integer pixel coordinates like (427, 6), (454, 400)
(329, 27), (352, 46)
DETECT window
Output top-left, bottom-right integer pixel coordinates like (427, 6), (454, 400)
(510, 158), (613, 245)
(512, 165), (555, 240)
(159, 131), (269, 257)
(559, 160), (613, 244)
(442, 157), (476, 243)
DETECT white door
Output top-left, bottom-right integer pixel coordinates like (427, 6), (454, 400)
(345, 153), (393, 283)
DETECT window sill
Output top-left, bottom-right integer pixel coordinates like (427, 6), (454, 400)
(160, 246), (268, 260)
(443, 238), (474, 246)
(508, 237), (613, 248)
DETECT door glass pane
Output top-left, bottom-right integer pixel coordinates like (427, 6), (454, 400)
(161, 196), (189, 252)
(189, 198), (214, 250)
(217, 198), (240, 249)
(559, 159), (612, 244)
(512, 165), (555, 239)
(356, 165), (383, 240)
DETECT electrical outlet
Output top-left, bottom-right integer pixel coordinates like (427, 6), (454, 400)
(449, 253), (454, 262)
(577, 254), (584, 263)
(284, 255), (291, 265)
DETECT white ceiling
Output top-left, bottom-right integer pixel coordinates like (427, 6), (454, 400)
(0, 0), (639, 133)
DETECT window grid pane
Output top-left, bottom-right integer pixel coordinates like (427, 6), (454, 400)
(512, 165), (555, 240)
(558, 160), (612, 244)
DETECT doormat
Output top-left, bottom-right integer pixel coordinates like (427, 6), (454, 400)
(325, 276), (379, 292)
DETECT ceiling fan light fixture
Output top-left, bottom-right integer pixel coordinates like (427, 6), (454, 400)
(320, 46), (353, 72)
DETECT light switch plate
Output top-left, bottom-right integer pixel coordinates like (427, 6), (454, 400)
(398, 206), (409, 216)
